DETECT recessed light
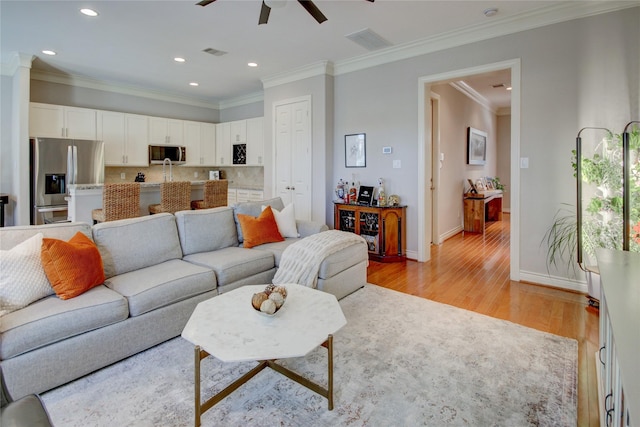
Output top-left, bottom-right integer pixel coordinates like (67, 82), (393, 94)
(189, 82), (199, 87)
(174, 57), (186, 63)
(80, 8), (98, 17)
(248, 62), (258, 67)
(42, 50), (57, 56)
(483, 7), (498, 17)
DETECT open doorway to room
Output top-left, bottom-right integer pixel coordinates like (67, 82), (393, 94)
(417, 59), (520, 281)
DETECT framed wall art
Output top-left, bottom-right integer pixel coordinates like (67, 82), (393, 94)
(467, 127), (487, 165)
(345, 133), (366, 168)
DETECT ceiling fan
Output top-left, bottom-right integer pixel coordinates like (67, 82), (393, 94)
(197, 0), (374, 25)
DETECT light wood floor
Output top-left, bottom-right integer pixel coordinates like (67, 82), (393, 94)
(366, 213), (600, 426)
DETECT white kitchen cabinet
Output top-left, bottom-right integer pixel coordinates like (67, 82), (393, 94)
(200, 123), (216, 165)
(124, 114), (151, 166)
(99, 111), (149, 166)
(227, 188), (237, 206)
(184, 121), (217, 166)
(183, 121), (202, 166)
(236, 189), (264, 203)
(215, 122), (231, 166)
(149, 117), (184, 145)
(230, 120), (247, 143)
(30, 102), (97, 139)
(246, 117), (264, 165)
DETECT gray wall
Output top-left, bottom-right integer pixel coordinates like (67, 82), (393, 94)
(431, 82), (499, 240)
(1, 7), (637, 286)
(331, 7), (638, 282)
(496, 114), (511, 212)
(30, 80), (221, 122)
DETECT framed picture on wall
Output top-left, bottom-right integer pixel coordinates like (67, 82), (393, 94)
(467, 127), (487, 165)
(345, 133), (366, 167)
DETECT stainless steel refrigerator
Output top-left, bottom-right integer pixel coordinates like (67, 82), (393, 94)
(30, 137), (104, 225)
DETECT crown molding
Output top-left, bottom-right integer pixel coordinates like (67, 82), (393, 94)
(334, 1), (637, 76)
(261, 60), (333, 89)
(450, 81), (496, 114)
(5, 2), (634, 110)
(218, 91), (264, 109)
(28, 69), (221, 110)
(0, 53), (34, 76)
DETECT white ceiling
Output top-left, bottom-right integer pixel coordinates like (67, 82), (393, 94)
(0, 1), (634, 109)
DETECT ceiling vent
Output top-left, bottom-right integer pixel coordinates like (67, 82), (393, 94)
(203, 47), (227, 57)
(345, 28), (392, 51)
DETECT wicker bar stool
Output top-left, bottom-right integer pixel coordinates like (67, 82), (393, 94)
(92, 183), (141, 224)
(148, 181), (192, 214)
(191, 179), (228, 210)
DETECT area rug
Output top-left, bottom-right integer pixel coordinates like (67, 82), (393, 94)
(41, 284), (577, 426)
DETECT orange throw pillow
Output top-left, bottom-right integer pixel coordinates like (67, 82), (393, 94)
(237, 205), (284, 249)
(41, 232), (105, 300)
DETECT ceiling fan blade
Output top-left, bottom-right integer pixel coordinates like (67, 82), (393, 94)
(298, 0), (327, 24)
(196, 0), (216, 6)
(259, 0), (271, 25)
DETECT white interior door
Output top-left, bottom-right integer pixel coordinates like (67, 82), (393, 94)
(274, 98), (311, 220)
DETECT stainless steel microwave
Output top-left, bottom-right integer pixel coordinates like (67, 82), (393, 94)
(149, 145), (186, 164)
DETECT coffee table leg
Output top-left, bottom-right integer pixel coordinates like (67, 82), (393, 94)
(328, 334), (334, 410)
(194, 345), (203, 427)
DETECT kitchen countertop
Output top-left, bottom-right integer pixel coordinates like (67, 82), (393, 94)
(69, 181), (263, 191)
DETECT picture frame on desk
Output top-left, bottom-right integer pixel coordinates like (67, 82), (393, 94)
(357, 186), (374, 205)
(467, 127), (487, 165)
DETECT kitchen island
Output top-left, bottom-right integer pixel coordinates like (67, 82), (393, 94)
(68, 182), (264, 225)
(68, 181), (204, 224)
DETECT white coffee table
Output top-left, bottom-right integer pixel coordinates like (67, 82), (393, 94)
(181, 283), (347, 427)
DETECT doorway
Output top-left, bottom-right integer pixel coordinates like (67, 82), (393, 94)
(417, 59), (521, 281)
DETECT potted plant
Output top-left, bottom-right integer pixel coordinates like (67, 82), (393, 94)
(543, 125), (640, 305)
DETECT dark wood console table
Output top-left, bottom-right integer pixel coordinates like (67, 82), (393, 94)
(334, 202), (406, 262)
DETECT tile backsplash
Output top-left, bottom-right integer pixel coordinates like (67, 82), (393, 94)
(105, 166), (264, 189)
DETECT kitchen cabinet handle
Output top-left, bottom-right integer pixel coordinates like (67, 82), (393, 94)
(599, 345), (606, 365)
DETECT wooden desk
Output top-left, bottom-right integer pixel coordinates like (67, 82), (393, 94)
(463, 191), (503, 234)
(334, 202), (406, 262)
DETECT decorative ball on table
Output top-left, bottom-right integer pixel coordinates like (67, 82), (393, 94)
(251, 284), (287, 315)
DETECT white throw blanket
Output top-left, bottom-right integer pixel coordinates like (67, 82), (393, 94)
(272, 230), (366, 288)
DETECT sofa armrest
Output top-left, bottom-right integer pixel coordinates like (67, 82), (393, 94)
(296, 220), (329, 238)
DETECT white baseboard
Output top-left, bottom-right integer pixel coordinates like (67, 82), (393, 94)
(440, 225), (462, 243)
(519, 270), (588, 293)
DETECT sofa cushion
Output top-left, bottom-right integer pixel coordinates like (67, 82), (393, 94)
(0, 285), (128, 360)
(92, 213), (183, 279)
(105, 259), (216, 317)
(183, 247), (274, 287)
(237, 206), (284, 248)
(174, 207), (238, 256)
(263, 203), (299, 238)
(233, 197), (284, 243)
(0, 222), (92, 251)
(317, 239), (369, 279)
(41, 232), (105, 300)
(0, 233), (53, 316)
(251, 238), (301, 266)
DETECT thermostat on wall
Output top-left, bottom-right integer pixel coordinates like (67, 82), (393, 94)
(382, 146), (392, 154)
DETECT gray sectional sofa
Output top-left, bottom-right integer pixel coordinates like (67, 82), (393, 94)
(0, 197), (368, 400)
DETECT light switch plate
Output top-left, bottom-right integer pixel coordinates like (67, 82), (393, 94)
(120, 173), (126, 180)
(520, 157), (529, 169)
(393, 159), (401, 169)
